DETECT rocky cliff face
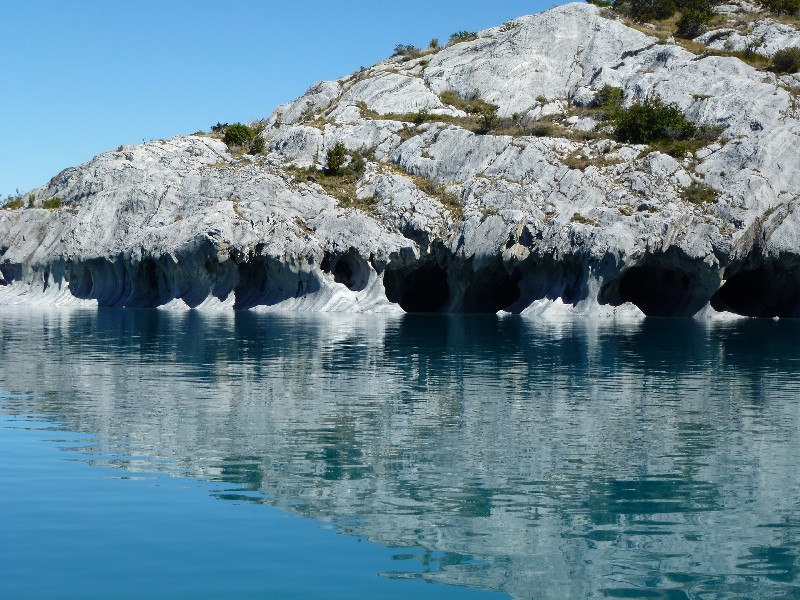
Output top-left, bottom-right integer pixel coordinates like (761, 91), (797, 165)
(2, 2), (799, 317)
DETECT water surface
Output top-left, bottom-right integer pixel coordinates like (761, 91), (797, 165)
(1, 308), (799, 598)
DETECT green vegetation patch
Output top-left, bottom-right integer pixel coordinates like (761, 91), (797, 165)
(449, 31), (478, 44)
(42, 197), (63, 210)
(758, 0), (800, 15)
(682, 181), (718, 204)
(773, 47), (800, 73)
(3, 197), (24, 210)
(596, 87), (723, 157)
(220, 121), (266, 155)
(287, 143), (374, 212)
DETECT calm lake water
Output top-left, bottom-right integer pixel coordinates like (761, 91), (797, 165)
(1, 308), (799, 599)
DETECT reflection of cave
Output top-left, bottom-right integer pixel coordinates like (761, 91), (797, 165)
(711, 265), (800, 318)
(321, 250), (370, 292)
(383, 263), (449, 313)
(460, 263), (521, 313)
(600, 259), (716, 317)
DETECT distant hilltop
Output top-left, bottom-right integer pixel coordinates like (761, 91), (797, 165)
(1, 1), (799, 317)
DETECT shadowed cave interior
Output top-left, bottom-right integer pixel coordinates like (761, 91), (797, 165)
(383, 263), (450, 313)
(711, 264), (800, 318)
(321, 250), (370, 292)
(599, 262), (717, 317)
(51, 253), (800, 317)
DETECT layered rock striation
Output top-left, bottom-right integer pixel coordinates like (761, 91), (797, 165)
(2, 2), (799, 317)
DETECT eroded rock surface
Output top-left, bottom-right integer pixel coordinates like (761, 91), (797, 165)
(1, 2), (799, 317)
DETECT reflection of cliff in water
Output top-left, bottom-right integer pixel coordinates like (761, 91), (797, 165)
(1, 309), (800, 598)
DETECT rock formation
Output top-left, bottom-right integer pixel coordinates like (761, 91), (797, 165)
(1, 2), (799, 317)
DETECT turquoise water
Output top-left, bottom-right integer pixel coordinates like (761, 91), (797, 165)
(1, 309), (799, 599)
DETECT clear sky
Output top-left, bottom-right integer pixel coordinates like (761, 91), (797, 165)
(1, 0), (563, 198)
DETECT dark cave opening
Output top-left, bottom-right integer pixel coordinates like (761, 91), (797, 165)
(601, 264), (711, 317)
(711, 265), (800, 318)
(67, 263), (94, 299)
(234, 260), (268, 309)
(322, 250), (370, 292)
(333, 259), (356, 289)
(460, 264), (522, 313)
(383, 263), (450, 313)
(127, 258), (167, 307)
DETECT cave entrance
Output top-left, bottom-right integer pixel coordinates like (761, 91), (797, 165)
(601, 263), (711, 317)
(711, 265), (800, 318)
(127, 258), (168, 307)
(383, 263), (449, 313)
(460, 264), (522, 313)
(321, 249), (370, 292)
(234, 260), (268, 309)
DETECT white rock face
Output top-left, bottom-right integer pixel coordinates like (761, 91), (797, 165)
(699, 18), (800, 57)
(1, 2), (799, 317)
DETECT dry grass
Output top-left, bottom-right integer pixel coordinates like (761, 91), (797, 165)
(294, 217), (315, 234)
(563, 151), (622, 171)
(571, 212), (601, 227)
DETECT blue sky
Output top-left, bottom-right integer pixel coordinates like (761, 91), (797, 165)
(1, 1), (562, 198)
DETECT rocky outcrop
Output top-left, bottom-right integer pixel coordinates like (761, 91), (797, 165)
(1, 2), (799, 317)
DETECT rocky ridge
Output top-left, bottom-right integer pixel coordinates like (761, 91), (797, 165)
(1, 2), (799, 317)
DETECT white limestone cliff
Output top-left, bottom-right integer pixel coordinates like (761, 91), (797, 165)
(1, 2), (799, 317)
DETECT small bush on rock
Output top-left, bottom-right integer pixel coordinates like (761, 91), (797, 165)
(449, 31), (478, 44)
(223, 122), (254, 147)
(772, 47), (800, 73)
(614, 96), (697, 144)
(325, 142), (348, 175)
(596, 85), (625, 119)
(3, 195), (24, 210)
(682, 181), (717, 204)
(613, 0), (677, 21)
(222, 122), (266, 155)
(42, 197), (63, 210)
(675, 6), (714, 38)
(393, 44), (420, 58)
(758, 0), (800, 14)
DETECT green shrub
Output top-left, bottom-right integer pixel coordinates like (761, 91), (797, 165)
(758, 0), (800, 14)
(613, 96), (697, 144)
(477, 105), (499, 133)
(223, 122), (255, 147)
(251, 135), (266, 154)
(325, 142), (348, 175)
(675, 7), (714, 38)
(222, 121), (266, 155)
(613, 0), (677, 21)
(596, 85), (625, 119)
(3, 196), (23, 210)
(682, 181), (717, 204)
(393, 43), (420, 58)
(429, 38), (439, 49)
(772, 47), (800, 73)
(449, 31), (478, 44)
(42, 197), (63, 210)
